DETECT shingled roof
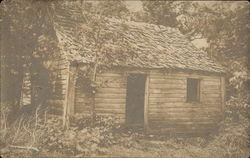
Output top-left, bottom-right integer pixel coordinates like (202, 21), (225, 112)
(54, 6), (225, 74)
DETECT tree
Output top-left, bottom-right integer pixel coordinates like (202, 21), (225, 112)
(1, 0), (58, 122)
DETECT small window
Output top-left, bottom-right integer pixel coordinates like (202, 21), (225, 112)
(187, 78), (200, 102)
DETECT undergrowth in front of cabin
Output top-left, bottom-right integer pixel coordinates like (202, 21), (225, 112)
(0, 97), (249, 158)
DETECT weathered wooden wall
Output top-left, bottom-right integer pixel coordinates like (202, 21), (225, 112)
(95, 72), (127, 121)
(148, 71), (223, 134)
(74, 70), (92, 116)
(74, 68), (224, 133)
(20, 54), (69, 115)
(47, 56), (69, 115)
(74, 69), (127, 121)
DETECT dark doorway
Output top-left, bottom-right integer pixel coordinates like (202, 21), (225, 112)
(126, 74), (146, 125)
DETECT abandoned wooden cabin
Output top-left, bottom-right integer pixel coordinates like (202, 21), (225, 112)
(21, 8), (226, 134)
(50, 14), (226, 134)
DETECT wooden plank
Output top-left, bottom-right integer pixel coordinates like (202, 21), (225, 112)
(150, 89), (186, 94)
(144, 74), (150, 130)
(149, 93), (186, 98)
(203, 78), (221, 82)
(202, 97), (221, 103)
(74, 107), (91, 112)
(203, 81), (220, 86)
(202, 85), (220, 90)
(149, 108), (221, 113)
(150, 78), (186, 84)
(149, 102), (220, 108)
(202, 91), (221, 94)
(95, 113), (125, 118)
(98, 82), (126, 88)
(150, 76), (184, 81)
(95, 108), (125, 114)
(150, 78), (185, 81)
(150, 83), (186, 89)
(75, 94), (87, 99)
(75, 97), (90, 103)
(95, 93), (126, 98)
(75, 104), (91, 109)
(96, 88), (126, 93)
(149, 105), (220, 110)
(75, 101), (90, 105)
(147, 117), (218, 122)
(95, 98), (126, 104)
(75, 103), (91, 110)
(148, 122), (218, 128)
(220, 77), (225, 112)
(75, 91), (87, 96)
(148, 107), (220, 113)
(149, 97), (185, 103)
(62, 65), (70, 128)
(202, 93), (221, 97)
(149, 102), (187, 107)
(95, 103), (125, 108)
(75, 102), (91, 107)
(75, 103), (91, 108)
(75, 111), (91, 115)
(68, 66), (78, 115)
(148, 112), (220, 118)
(149, 109), (221, 114)
(148, 111), (221, 117)
(148, 121), (216, 126)
(201, 90), (220, 94)
(150, 71), (219, 79)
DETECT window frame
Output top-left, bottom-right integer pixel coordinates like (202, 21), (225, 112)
(186, 78), (201, 103)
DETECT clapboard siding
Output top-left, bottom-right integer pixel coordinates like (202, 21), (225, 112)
(148, 71), (223, 132)
(74, 77), (92, 114)
(150, 89), (186, 94)
(94, 71), (127, 121)
(97, 88), (127, 94)
(47, 54), (69, 115)
(73, 70), (127, 120)
(150, 102), (220, 108)
(72, 68), (224, 133)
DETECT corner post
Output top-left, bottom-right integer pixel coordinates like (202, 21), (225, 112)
(63, 63), (78, 128)
(220, 76), (226, 117)
(144, 72), (150, 132)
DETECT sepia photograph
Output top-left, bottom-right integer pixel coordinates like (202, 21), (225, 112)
(0, 0), (249, 157)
